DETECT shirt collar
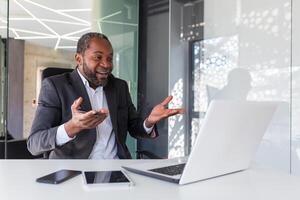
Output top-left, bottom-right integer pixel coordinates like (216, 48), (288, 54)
(77, 68), (103, 91)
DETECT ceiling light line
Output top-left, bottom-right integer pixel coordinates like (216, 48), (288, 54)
(9, 17), (89, 26)
(23, 0), (91, 25)
(12, 29), (20, 37)
(97, 21), (102, 33)
(62, 27), (91, 37)
(98, 11), (122, 21)
(9, 17), (34, 21)
(16, 36), (57, 39)
(57, 9), (91, 12)
(9, 27), (55, 36)
(0, 26), (53, 39)
(14, 0), (59, 36)
(100, 20), (138, 26)
(55, 37), (61, 50)
(40, 19), (89, 26)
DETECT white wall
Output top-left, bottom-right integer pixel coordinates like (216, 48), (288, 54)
(23, 42), (74, 138)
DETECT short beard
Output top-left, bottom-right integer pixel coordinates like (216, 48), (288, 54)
(82, 60), (109, 88)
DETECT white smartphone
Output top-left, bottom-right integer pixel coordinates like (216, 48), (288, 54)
(82, 170), (134, 188)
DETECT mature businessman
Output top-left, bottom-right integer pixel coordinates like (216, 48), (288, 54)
(27, 32), (184, 159)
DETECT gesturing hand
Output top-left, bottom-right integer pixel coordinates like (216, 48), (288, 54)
(145, 96), (185, 128)
(64, 97), (109, 138)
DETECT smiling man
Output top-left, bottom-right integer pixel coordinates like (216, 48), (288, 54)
(27, 32), (184, 159)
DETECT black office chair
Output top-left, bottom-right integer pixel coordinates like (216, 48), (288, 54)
(136, 150), (162, 159)
(40, 67), (74, 158)
(0, 132), (43, 159)
(41, 67), (74, 80)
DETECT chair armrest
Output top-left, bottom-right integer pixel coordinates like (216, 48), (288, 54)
(136, 150), (162, 159)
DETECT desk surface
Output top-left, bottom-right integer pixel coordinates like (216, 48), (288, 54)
(0, 159), (299, 200)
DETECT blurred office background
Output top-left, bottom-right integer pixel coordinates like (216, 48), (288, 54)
(0, 0), (299, 176)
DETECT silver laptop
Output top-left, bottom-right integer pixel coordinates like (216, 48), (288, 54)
(122, 100), (277, 185)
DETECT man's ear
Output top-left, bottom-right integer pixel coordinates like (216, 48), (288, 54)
(75, 53), (82, 66)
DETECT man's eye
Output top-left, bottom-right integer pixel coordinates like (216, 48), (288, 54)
(94, 56), (102, 60)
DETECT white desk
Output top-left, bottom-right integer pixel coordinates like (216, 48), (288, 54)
(0, 159), (299, 200)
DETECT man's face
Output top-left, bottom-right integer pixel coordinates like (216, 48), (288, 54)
(76, 38), (113, 88)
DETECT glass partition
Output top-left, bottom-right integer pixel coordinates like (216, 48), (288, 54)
(4, 0), (138, 158)
(94, 0), (139, 157)
(0, 0), (8, 158)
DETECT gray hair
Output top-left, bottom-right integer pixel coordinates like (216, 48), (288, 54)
(76, 32), (111, 54)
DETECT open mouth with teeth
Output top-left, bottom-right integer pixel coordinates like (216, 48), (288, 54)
(97, 71), (109, 75)
(96, 71), (110, 79)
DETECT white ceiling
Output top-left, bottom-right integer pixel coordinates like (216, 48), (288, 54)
(0, 0), (139, 51)
(0, 0), (93, 51)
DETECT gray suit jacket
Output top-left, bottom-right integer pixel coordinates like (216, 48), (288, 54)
(27, 69), (157, 159)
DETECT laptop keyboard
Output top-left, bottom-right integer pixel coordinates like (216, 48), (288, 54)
(149, 163), (186, 176)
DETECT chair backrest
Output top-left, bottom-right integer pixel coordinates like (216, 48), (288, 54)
(41, 67), (73, 80)
(1, 132), (42, 159)
(40, 67), (73, 158)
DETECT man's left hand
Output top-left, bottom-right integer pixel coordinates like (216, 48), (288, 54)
(145, 96), (185, 128)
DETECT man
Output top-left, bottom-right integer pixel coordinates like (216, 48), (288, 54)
(27, 32), (184, 159)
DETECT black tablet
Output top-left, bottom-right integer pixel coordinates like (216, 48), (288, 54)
(36, 169), (81, 184)
(83, 170), (133, 187)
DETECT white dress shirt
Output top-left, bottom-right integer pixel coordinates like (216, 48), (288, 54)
(55, 69), (154, 159)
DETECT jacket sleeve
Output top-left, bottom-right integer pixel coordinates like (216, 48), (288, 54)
(27, 78), (62, 156)
(125, 82), (158, 139)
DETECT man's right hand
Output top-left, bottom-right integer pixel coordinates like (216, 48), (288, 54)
(64, 97), (109, 138)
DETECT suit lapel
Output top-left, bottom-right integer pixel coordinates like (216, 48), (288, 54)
(69, 69), (92, 111)
(69, 69), (96, 157)
(104, 76), (118, 134)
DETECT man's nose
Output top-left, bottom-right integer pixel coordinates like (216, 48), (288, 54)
(99, 60), (112, 68)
